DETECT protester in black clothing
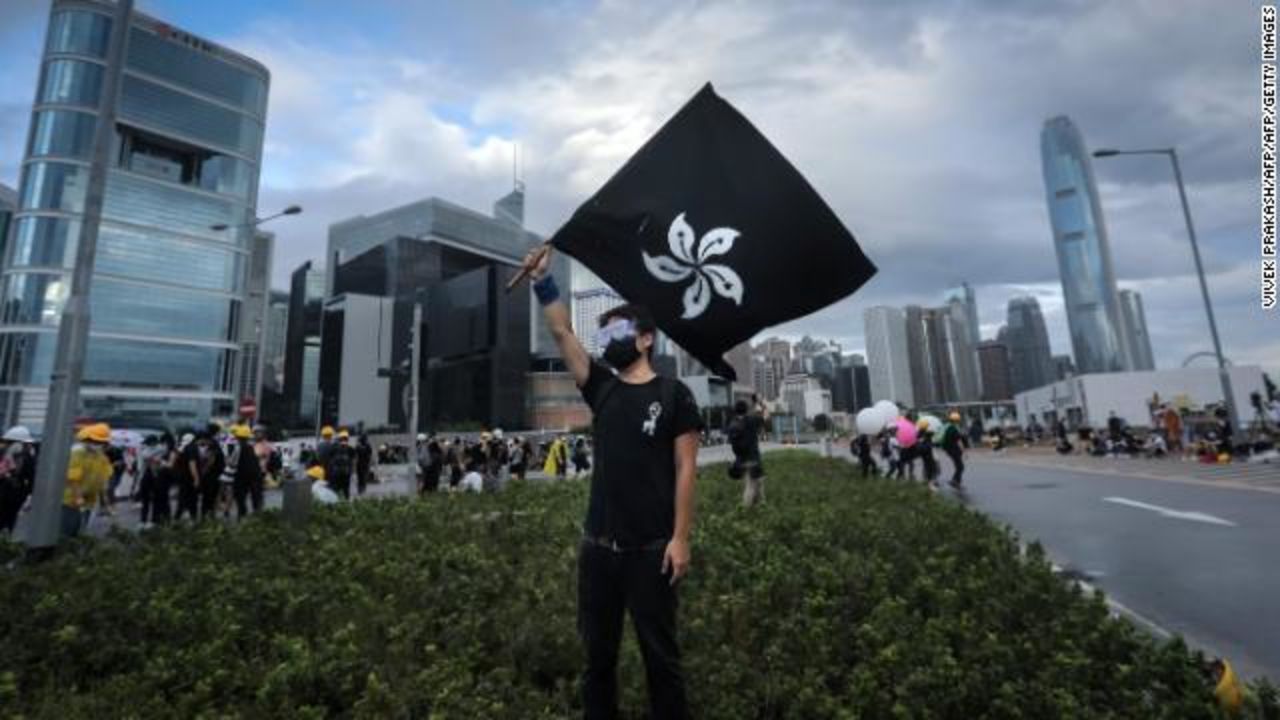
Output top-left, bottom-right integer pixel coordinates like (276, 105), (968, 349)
(0, 426), (37, 535)
(446, 439), (463, 489)
(187, 430), (225, 520)
(1107, 412), (1124, 444)
(728, 397), (768, 506)
(137, 435), (160, 527)
(526, 247), (701, 720)
(327, 431), (355, 500)
(968, 418), (984, 448)
(852, 434), (875, 478)
(572, 437), (592, 477)
(229, 425), (264, 518)
(355, 434), (373, 495)
(148, 433), (176, 527)
(174, 433), (199, 520)
(1214, 407), (1233, 457)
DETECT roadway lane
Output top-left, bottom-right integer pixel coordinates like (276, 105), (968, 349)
(960, 455), (1280, 680)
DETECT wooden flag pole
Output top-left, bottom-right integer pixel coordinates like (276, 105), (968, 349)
(505, 241), (552, 293)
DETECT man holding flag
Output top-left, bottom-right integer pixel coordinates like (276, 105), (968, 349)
(525, 248), (701, 719)
(516, 82), (876, 718)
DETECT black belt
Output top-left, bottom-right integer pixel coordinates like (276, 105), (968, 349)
(582, 535), (667, 553)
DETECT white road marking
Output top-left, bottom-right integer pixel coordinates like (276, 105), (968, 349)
(1102, 496), (1237, 527)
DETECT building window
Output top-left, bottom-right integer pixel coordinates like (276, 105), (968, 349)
(115, 125), (252, 200)
(46, 10), (112, 58)
(8, 216), (81, 269)
(29, 110), (97, 159)
(39, 59), (104, 107)
(19, 162), (89, 213)
(0, 272), (69, 327)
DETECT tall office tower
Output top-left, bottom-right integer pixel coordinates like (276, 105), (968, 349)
(284, 262), (325, 426)
(237, 231), (272, 408)
(0, 1), (269, 429)
(1000, 296), (1056, 394)
(1041, 115), (1130, 373)
(944, 282), (983, 398)
(863, 306), (914, 407)
(977, 341), (1014, 401)
(1118, 289), (1155, 371)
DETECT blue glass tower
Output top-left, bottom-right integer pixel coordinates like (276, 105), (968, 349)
(0, 0), (269, 429)
(1040, 116), (1130, 374)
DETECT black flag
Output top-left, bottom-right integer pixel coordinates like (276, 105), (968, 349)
(549, 83), (876, 380)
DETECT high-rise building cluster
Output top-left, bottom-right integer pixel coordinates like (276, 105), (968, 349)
(746, 336), (870, 420)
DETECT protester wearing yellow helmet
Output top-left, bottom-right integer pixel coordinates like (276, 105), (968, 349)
(940, 411), (968, 489)
(63, 423), (113, 537)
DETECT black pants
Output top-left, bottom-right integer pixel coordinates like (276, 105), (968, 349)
(332, 474), (350, 500)
(175, 478), (199, 520)
(858, 456), (875, 478)
(0, 484), (27, 533)
(199, 479), (221, 519)
(578, 540), (687, 720)
(945, 447), (964, 486)
(234, 477), (263, 518)
(357, 463), (370, 495)
(150, 474), (171, 526)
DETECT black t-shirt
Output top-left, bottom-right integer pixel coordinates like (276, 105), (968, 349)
(579, 362), (703, 545)
(729, 415), (764, 461)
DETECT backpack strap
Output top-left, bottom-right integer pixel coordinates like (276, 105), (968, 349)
(659, 376), (679, 439)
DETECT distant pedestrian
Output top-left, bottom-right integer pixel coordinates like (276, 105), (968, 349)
(356, 434), (373, 495)
(852, 433), (875, 478)
(917, 419), (940, 490)
(0, 426), (37, 536)
(509, 437), (528, 482)
(62, 423), (113, 538)
(187, 430), (226, 521)
(572, 436), (592, 478)
(446, 438), (463, 489)
(327, 431), (355, 499)
(968, 417), (984, 448)
(941, 412), (967, 489)
(229, 425), (264, 518)
(1214, 406), (1233, 458)
(727, 398), (768, 507)
(174, 433), (199, 521)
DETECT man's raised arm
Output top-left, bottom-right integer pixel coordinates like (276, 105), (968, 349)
(523, 246), (591, 387)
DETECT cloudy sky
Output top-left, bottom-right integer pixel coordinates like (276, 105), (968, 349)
(0, 0), (1273, 372)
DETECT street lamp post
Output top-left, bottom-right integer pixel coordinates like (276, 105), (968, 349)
(1093, 147), (1239, 432)
(25, 0), (134, 551)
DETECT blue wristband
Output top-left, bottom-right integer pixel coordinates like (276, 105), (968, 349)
(533, 275), (560, 305)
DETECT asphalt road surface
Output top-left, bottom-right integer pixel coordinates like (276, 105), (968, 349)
(955, 453), (1280, 680)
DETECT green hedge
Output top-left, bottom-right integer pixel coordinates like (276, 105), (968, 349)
(0, 452), (1274, 718)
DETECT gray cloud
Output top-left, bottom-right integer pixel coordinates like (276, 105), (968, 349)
(0, 0), (1272, 373)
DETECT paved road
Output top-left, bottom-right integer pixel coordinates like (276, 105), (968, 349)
(954, 453), (1280, 680)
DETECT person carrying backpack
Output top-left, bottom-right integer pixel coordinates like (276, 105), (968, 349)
(327, 431), (355, 500)
(728, 396), (769, 507)
(229, 425), (264, 518)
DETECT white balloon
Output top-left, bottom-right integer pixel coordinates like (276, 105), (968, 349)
(920, 414), (943, 434)
(872, 401), (899, 427)
(855, 408), (882, 435)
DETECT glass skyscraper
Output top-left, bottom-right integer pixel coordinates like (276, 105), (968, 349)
(1118, 289), (1155, 371)
(1040, 116), (1129, 374)
(0, 0), (269, 430)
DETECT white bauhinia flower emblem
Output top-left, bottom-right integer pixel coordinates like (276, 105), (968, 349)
(642, 212), (744, 320)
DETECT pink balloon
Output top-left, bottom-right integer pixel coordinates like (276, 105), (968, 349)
(896, 418), (918, 447)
